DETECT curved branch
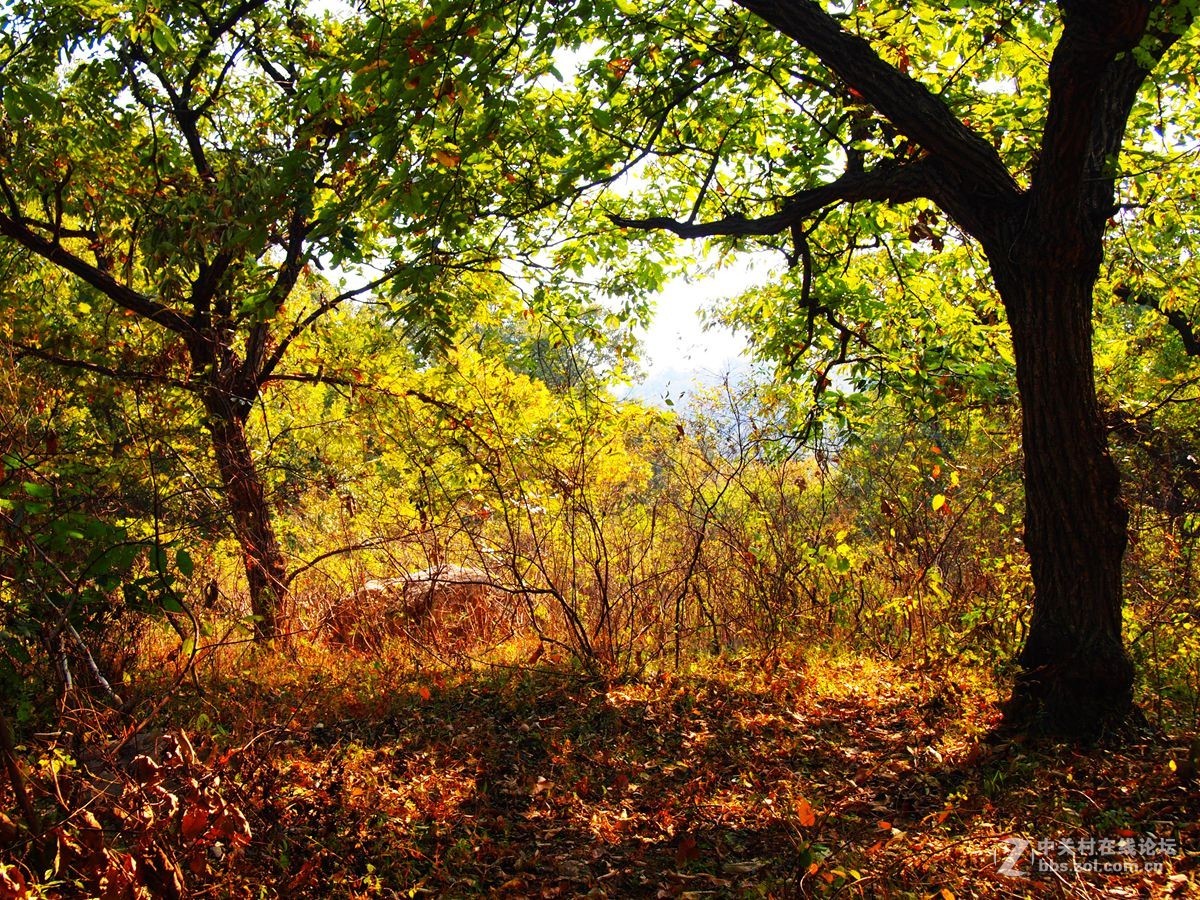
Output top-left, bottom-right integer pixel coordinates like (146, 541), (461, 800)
(609, 156), (936, 239)
(284, 536), (399, 588)
(1120, 287), (1200, 356)
(15, 344), (193, 390)
(732, 0), (1020, 211)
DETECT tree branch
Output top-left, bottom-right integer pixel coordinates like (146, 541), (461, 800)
(610, 156), (936, 239)
(1034, 1), (1154, 227)
(284, 536), (399, 589)
(183, 0), (271, 106)
(731, 0), (1021, 213)
(1083, 4), (1197, 217)
(261, 371), (355, 388)
(15, 343), (193, 390)
(256, 262), (411, 389)
(0, 212), (195, 336)
(1120, 288), (1200, 357)
(16, 214), (96, 242)
(246, 205), (313, 385)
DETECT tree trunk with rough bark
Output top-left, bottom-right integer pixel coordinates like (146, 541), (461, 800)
(204, 392), (288, 641)
(991, 247), (1134, 736)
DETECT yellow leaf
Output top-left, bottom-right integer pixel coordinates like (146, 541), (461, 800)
(931, 494), (946, 511)
(432, 149), (461, 168)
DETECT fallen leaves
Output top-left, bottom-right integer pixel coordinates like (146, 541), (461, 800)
(794, 796), (817, 827)
(8, 650), (1195, 897)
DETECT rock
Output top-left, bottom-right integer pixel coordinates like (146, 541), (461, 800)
(324, 564), (516, 651)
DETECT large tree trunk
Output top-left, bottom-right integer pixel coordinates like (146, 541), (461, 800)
(204, 394), (288, 641)
(991, 250), (1134, 737)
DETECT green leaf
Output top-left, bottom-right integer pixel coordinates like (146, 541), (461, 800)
(150, 24), (177, 53)
(22, 481), (52, 499)
(161, 595), (185, 614)
(150, 543), (168, 575)
(175, 548), (195, 578)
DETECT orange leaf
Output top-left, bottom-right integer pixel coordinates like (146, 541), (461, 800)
(607, 57), (633, 79)
(432, 149), (461, 168)
(794, 796), (817, 827)
(187, 848), (209, 877)
(877, 820), (892, 831)
(214, 806), (252, 847)
(418, 685), (432, 701)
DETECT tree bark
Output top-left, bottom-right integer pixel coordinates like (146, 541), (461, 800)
(991, 245), (1134, 736)
(203, 392), (288, 641)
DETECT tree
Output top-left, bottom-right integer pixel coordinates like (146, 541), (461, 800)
(0, 0), (575, 638)
(566, 0), (1200, 734)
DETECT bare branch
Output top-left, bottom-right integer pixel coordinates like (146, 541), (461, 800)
(610, 157), (936, 239)
(260, 371), (355, 388)
(15, 343), (193, 390)
(284, 536), (399, 588)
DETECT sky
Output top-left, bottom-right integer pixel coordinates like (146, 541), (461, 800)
(624, 254), (778, 406)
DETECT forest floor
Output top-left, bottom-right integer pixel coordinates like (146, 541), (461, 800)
(4, 644), (1198, 898)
